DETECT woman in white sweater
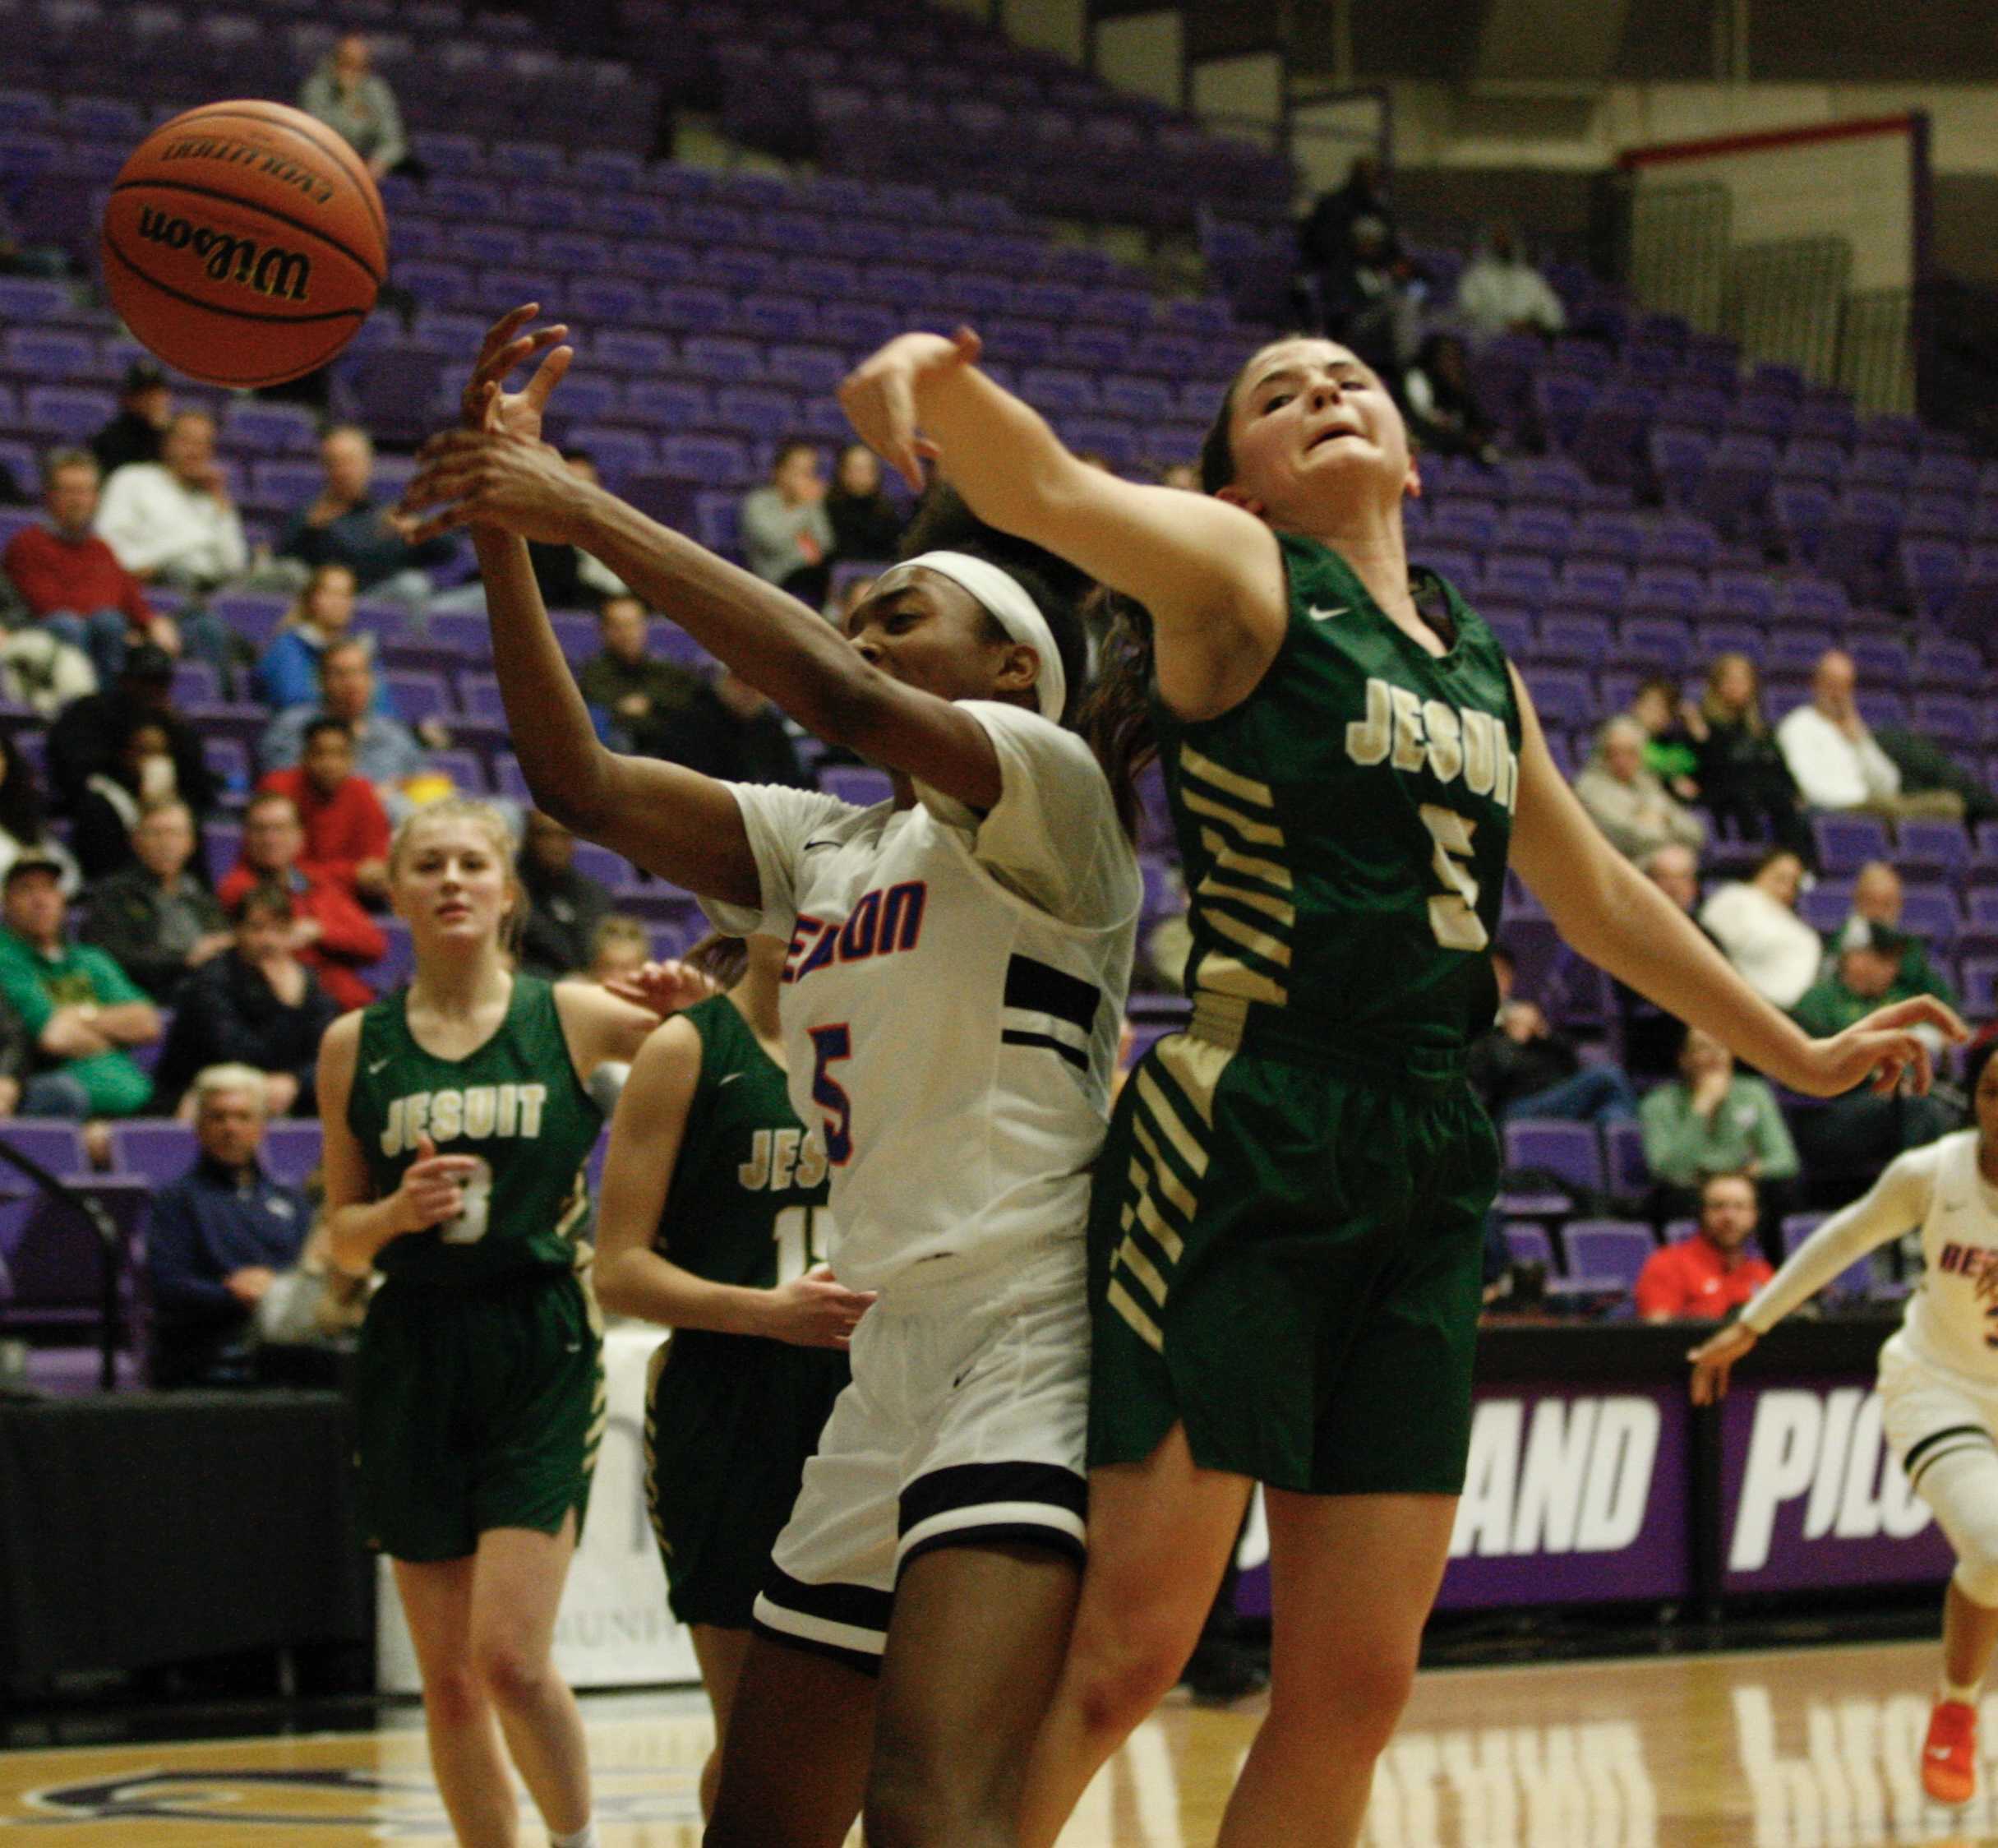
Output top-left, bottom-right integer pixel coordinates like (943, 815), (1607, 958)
(1699, 847), (1822, 1010)
(1692, 1037), (1998, 1809)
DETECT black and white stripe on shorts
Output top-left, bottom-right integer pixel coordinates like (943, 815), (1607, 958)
(752, 1570), (893, 1677)
(1905, 1421), (1998, 1492)
(896, 1462), (1088, 1573)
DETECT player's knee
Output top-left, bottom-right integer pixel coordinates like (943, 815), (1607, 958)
(1955, 1540), (1998, 1610)
(1067, 1602), (1196, 1737)
(861, 1758), (1008, 1848)
(419, 1663), (487, 1730)
(472, 1634), (552, 1711)
(1271, 1640), (1417, 1761)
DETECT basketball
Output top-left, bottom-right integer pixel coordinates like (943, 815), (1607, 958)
(99, 99), (387, 388)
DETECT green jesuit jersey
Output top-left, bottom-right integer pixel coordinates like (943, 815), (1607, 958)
(657, 996), (833, 1347)
(349, 975), (604, 1286)
(1154, 533), (1520, 1054)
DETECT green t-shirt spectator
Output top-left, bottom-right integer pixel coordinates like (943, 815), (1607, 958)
(1791, 969), (1926, 1040)
(0, 928), (154, 1115)
(1638, 1074), (1800, 1190)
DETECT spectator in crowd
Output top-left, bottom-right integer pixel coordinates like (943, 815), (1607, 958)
(1400, 333), (1497, 463)
(667, 668), (812, 788)
(576, 593), (703, 758)
(1826, 861), (1958, 1005)
(251, 564), (368, 713)
(218, 792), (385, 1013)
(1617, 842), (1714, 1080)
(1469, 945), (1636, 1125)
(1634, 1172), (1774, 1323)
(824, 442), (905, 565)
(45, 642), (215, 821)
(259, 639), (427, 796)
(1628, 676), (1700, 800)
(1316, 211), (1419, 376)
(516, 809), (614, 980)
(298, 32), (408, 181)
(152, 884), (339, 1117)
(255, 717), (392, 906)
(1788, 923), (1957, 1199)
(79, 797), (228, 1003)
(146, 1065), (313, 1388)
(523, 452), (629, 611)
(1639, 1027), (1800, 1221)
(586, 914), (651, 985)
(1700, 847), (1822, 1009)
(1682, 652), (1811, 859)
(1, 448), (178, 682)
(0, 853), (159, 1121)
(90, 360), (171, 478)
(94, 411), (247, 594)
(276, 425), (455, 603)
(740, 440), (833, 604)
(71, 710), (190, 880)
(1777, 649), (1963, 821)
(0, 731), (78, 894)
(1573, 716), (1705, 862)
(1297, 155), (1400, 313)
(1454, 224), (1567, 339)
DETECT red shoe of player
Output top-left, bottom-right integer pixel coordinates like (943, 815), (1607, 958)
(1923, 1698), (1978, 1806)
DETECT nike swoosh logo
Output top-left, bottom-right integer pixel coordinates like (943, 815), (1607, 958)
(367, 1059), (390, 1074)
(718, 1073), (744, 1088)
(1308, 604), (1350, 623)
(804, 839), (839, 852)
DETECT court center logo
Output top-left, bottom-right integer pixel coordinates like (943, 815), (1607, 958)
(2, 1767), (699, 1833)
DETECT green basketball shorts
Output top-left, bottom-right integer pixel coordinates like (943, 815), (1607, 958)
(354, 1266), (605, 1563)
(1088, 999), (1497, 1496)
(644, 1330), (850, 1630)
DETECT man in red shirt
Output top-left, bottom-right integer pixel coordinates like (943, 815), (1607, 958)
(1635, 1171), (1775, 1321)
(256, 717), (390, 906)
(1, 448), (178, 680)
(216, 792), (385, 1013)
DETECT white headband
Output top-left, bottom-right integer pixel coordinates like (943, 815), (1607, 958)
(874, 549), (1067, 723)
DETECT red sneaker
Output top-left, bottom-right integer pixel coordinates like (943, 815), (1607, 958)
(1924, 1698), (1978, 1806)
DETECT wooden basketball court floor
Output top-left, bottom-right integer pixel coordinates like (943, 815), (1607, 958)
(4, 1637), (1998, 1845)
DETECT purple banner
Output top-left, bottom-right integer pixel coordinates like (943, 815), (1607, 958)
(1719, 1374), (1954, 1594)
(1236, 1381), (1692, 1617)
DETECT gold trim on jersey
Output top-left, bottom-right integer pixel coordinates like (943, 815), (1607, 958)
(1107, 1033), (1231, 1359)
(1179, 744), (1296, 1009)
(642, 1340), (671, 1556)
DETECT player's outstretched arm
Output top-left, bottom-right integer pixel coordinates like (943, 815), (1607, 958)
(1688, 1150), (1937, 1401)
(1507, 666), (1967, 1097)
(593, 1020), (873, 1347)
(840, 328), (1288, 718)
(405, 311), (1027, 811)
(552, 977), (685, 1083)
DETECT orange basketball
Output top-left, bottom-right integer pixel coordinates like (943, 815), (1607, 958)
(101, 99), (387, 388)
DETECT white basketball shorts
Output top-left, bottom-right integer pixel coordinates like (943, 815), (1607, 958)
(751, 1236), (1090, 1674)
(1879, 1333), (1998, 1492)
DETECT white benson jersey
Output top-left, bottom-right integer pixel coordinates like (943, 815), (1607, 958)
(703, 700), (1140, 1295)
(1743, 1131), (1998, 1384)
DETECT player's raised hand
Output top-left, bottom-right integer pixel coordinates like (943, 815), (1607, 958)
(762, 1264), (877, 1349)
(1688, 1319), (1759, 1404)
(393, 1132), (480, 1234)
(1792, 994), (1969, 1098)
(457, 303), (573, 443)
(838, 326), (980, 492)
(603, 959), (721, 1019)
(399, 427), (588, 546)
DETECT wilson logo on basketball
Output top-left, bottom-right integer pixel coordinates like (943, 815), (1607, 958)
(132, 206), (312, 304)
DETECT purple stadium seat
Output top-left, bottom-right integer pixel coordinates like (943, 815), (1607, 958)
(1900, 886), (1961, 948)
(1812, 813), (1891, 874)
(384, 672), (452, 726)
(261, 1120), (325, 1187)
(1502, 1118), (1603, 1199)
(1628, 567), (1702, 617)
(624, 378), (711, 427)
(1536, 613), (1613, 664)
(1484, 556), (1557, 603)
(1504, 1224), (1556, 1272)
(1774, 576), (1849, 623)
(1603, 1120), (1650, 1200)
(1894, 817), (1971, 879)
(1962, 959), (1998, 1018)
(821, 766), (894, 809)
(1901, 539), (1968, 623)
(0, 1120), (88, 1179)
(1562, 1221), (1656, 1291)
(1648, 427), (1710, 508)
(1521, 668), (1593, 729)
(1772, 484), (1834, 566)
(660, 434), (752, 487)
(1532, 373), (1595, 450)
(108, 1120), (196, 1184)
(1428, 504), (1497, 554)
